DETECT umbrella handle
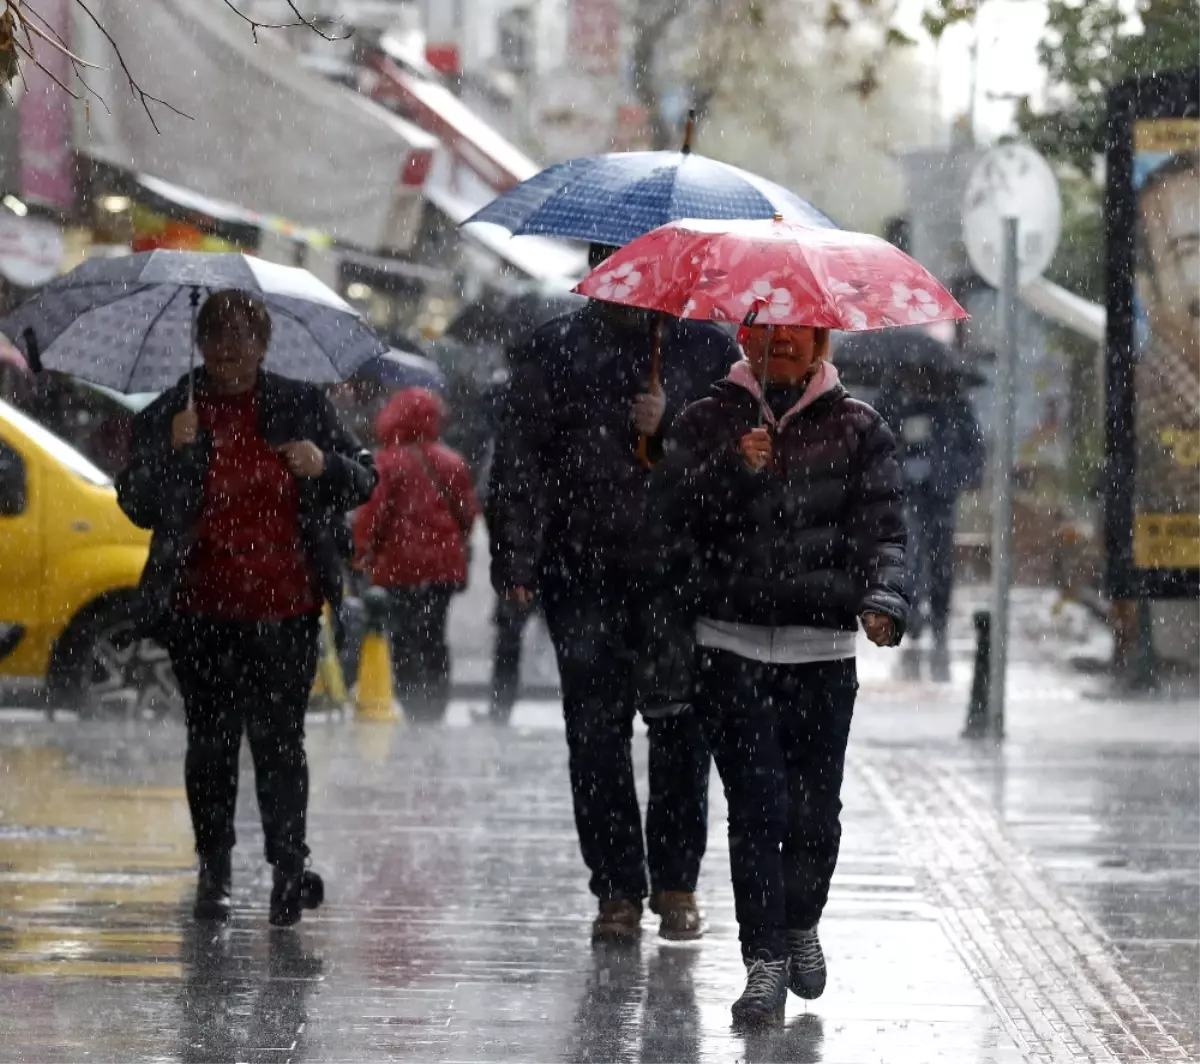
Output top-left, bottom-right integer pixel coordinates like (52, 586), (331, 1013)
(187, 287), (201, 410)
(22, 328), (42, 374)
(636, 314), (665, 470)
(758, 324), (774, 427)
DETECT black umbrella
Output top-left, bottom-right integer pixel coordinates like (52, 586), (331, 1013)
(445, 286), (585, 354)
(832, 328), (987, 388)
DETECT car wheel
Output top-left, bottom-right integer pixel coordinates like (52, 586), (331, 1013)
(47, 595), (181, 718)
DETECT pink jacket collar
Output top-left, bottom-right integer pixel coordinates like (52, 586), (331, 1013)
(726, 359), (841, 429)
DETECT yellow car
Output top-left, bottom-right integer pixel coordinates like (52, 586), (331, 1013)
(0, 397), (179, 714)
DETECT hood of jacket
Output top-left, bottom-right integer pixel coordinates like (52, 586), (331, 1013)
(721, 359), (843, 428)
(376, 387), (445, 446)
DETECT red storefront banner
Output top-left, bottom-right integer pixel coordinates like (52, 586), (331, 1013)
(571, 0), (621, 77)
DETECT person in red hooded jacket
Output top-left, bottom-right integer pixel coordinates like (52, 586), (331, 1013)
(354, 388), (479, 721)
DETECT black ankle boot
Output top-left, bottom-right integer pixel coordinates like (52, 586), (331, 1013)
(193, 851), (232, 921)
(269, 867), (324, 927)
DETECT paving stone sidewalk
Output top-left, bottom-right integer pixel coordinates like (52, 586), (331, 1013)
(0, 673), (1195, 1064)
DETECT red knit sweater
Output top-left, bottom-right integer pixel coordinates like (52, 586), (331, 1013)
(176, 391), (315, 621)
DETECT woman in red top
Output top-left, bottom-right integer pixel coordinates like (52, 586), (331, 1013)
(355, 388), (479, 722)
(117, 290), (376, 927)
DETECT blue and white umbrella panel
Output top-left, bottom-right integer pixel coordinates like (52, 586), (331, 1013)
(466, 151), (838, 247)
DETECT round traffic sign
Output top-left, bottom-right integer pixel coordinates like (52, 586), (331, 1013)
(962, 143), (1061, 288)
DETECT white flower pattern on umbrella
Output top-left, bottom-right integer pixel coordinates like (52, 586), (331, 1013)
(739, 279), (794, 321)
(891, 282), (941, 323)
(591, 260), (646, 300)
(573, 217), (967, 332)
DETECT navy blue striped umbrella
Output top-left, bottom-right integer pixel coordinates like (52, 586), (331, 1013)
(464, 150), (837, 247)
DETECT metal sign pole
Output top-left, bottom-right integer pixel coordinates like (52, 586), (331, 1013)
(987, 216), (1020, 739)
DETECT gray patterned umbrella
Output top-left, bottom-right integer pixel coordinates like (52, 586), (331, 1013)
(0, 251), (388, 393)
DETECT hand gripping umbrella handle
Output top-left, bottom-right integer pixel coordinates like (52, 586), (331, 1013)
(636, 313), (665, 470)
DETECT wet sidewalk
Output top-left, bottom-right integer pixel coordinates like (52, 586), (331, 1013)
(0, 676), (1195, 1063)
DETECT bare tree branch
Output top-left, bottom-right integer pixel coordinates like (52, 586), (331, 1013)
(1, 0), (351, 130)
(21, 12), (101, 69)
(67, 0), (193, 132)
(12, 33), (80, 99)
(220, 0), (350, 44)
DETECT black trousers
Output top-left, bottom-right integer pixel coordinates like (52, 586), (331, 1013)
(693, 649), (857, 960)
(168, 612), (320, 871)
(491, 597), (533, 720)
(906, 488), (956, 640)
(386, 587), (453, 718)
(541, 574), (709, 902)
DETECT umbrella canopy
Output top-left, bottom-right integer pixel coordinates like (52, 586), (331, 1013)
(444, 286), (586, 353)
(0, 250), (388, 394)
(464, 151), (836, 247)
(353, 348), (446, 393)
(574, 217), (967, 331)
(833, 329), (986, 387)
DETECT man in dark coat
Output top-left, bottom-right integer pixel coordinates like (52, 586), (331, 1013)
(876, 369), (984, 681)
(488, 247), (739, 941)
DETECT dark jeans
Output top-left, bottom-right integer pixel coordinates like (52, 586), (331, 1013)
(906, 488), (956, 640)
(541, 574), (709, 902)
(693, 649), (857, 960)
(491, 596), (533, 720)
(167, 612), (320, 871)
(387, 587), (453, 718)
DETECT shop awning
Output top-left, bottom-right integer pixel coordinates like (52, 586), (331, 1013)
(70, 0), (438, 253)
(133, 173), (332, 249)
(366, 52), (539, 194)
(426, 168), (587, 288)
(1020, 277), (1105, 344)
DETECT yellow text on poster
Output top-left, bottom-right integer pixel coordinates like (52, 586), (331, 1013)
(1135, 119), (1200, 153)
(1134, 514), (1200, 569)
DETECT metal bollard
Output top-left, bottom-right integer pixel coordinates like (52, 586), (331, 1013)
(962, 610), (992, 739)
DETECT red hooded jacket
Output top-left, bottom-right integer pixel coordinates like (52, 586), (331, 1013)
(354, 388), (479, 589)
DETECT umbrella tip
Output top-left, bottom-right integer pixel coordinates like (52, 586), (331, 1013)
(681, 109), (697, 155)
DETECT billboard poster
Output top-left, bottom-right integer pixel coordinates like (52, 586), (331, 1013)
(1106, 71), (1200, 598)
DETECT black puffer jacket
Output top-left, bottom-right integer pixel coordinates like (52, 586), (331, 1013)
(116, 370), (377, 637)
(660, 362), (909, 639)
(488, 303), (739, 590)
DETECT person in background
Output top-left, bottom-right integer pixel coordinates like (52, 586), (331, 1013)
(661, 323), (908, 1023)
(488, 243), (740, 943)
(481, 367), (534, 726)
(354, 387), (479, 724)
(116, 289), (376, 927)
(876, 366), (984, 681)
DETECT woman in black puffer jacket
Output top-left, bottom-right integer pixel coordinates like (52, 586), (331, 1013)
(660, 322), (909, 1024)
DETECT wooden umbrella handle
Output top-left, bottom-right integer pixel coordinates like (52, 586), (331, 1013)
(636, 315), (665, 470)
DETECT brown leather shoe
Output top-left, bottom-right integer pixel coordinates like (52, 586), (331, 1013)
(650, 890), (704, 941)
(592, 898), (643, 942)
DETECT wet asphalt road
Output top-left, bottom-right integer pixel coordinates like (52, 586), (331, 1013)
(0, 677), (1195, 1063)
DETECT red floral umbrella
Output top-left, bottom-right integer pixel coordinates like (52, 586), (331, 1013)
(574, 216), (968, 330)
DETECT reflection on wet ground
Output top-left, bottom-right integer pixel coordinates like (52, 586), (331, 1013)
(0, 708), (1194, 1063)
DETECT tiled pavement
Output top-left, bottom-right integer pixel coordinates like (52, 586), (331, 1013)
(0, 669), (1195, 1063)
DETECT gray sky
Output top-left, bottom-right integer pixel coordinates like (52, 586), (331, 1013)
(894, 0), (1049, 142)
